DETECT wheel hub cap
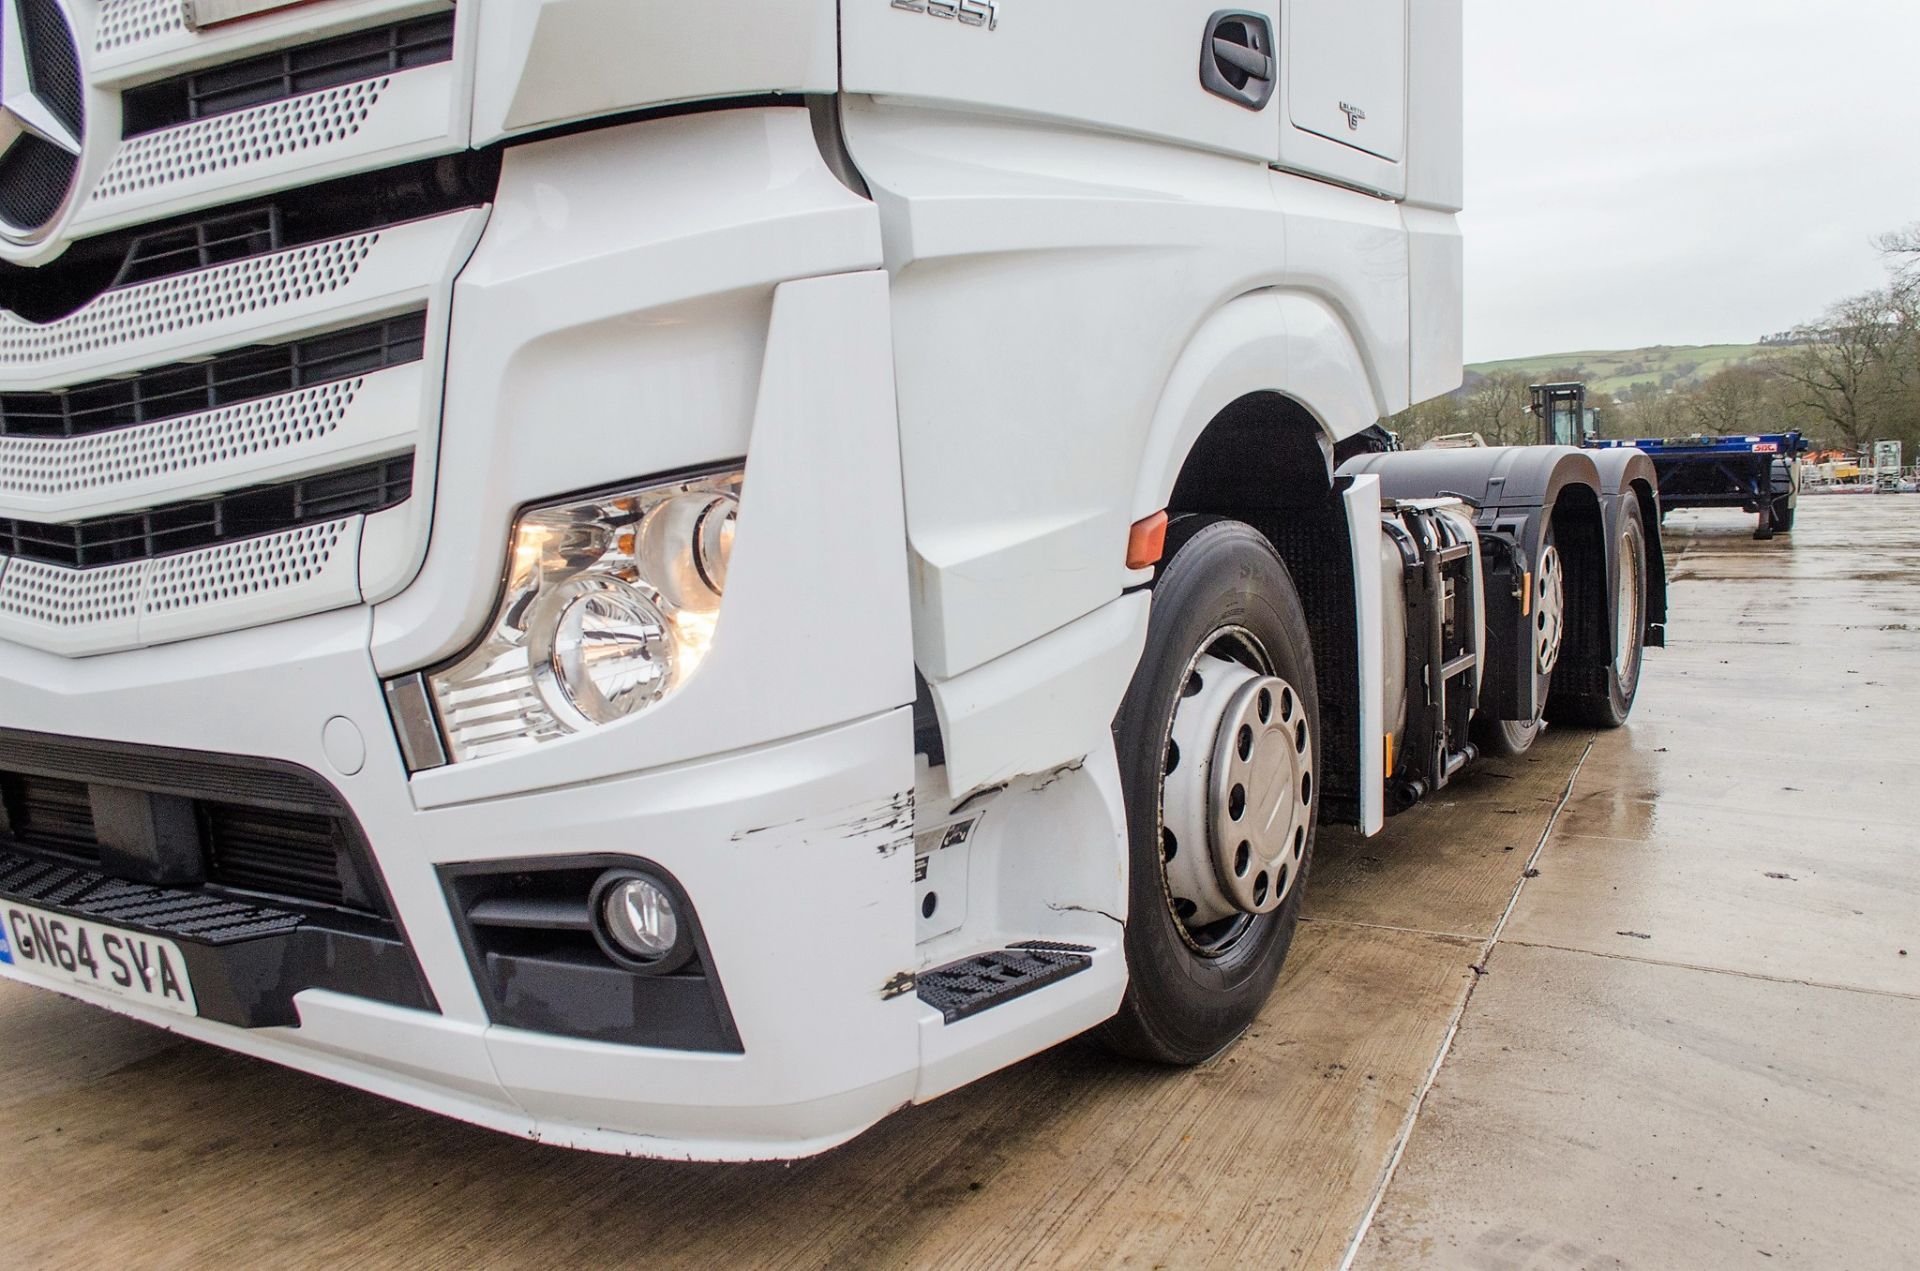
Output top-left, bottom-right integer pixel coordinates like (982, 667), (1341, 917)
(1535, 544), (1566, 675)
(1162, 654), (1314, 927)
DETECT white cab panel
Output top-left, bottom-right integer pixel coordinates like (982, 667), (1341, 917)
(844, 99), (1290, 681)
(1406, 204), (1464, 403)
(1404, 0), (1465, 213)
(1274, 168), (1411, 418)
(842, 0), (1282, 163)
(470, 0), (837, 142)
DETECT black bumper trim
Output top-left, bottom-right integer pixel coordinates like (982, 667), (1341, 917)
(0, 847), (434, 1027)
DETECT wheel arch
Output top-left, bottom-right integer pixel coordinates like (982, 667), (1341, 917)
(1133, 290), (1385, 522)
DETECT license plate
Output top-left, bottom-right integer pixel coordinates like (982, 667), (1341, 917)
(0, 902), (198, 1016)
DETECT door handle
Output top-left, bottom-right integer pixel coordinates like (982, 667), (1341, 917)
(1200, 10), (1277, 111)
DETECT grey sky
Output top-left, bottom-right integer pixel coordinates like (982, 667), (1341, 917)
(1462, 0), (1920, 363)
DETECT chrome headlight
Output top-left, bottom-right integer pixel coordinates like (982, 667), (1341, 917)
(428, 468), (743, 762)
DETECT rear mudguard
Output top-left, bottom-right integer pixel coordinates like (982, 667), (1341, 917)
(1583, 447), (1668, 650)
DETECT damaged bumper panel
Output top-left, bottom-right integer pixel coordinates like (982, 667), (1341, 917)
(0, 605), (925, 1160)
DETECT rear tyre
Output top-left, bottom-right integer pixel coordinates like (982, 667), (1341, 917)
(1474, 715), (1542, 757)
(1770, 497), (1795, 533)
(1472, 523), (1565, 758)
(1551, 501), (1649, 728)
(1099, 517), (1319, 1066)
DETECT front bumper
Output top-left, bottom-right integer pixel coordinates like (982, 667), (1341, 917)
(0, 606), (927, 1160)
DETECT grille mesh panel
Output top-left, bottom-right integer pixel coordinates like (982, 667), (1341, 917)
(0, 517), (358, 639)
(90, 82), (389, 207)
(21, 0), (84, 136)
(0, 235), (378, 367)
(0, 558), (146, 627)
(0, 379), (363, 498)
(95, 0), (187, 53)
(147, 519), (347, 611)
(0, 137), (78, 231)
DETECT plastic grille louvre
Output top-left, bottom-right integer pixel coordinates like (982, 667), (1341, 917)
(0, 556), (145, 626)
(0, 848), (306, 946)
(0, 379), (362, 498)
(0, 773), (98, 856)
(145, 517), (346, 611)
(0, 455), (406, 569)
(95, 0), (187, 53)
(114, 206), (282, 289)
(202, 802), (345, 907)
(90, 81), (389, 207)
(0, 314), (424, 439)
(0, 235), (380, 368)
(123, 14), (456, 136)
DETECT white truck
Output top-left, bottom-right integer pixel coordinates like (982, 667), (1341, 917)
(0, 0), (1664, 1160)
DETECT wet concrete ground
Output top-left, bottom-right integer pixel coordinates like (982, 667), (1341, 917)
(2, 496), (1915, 1269)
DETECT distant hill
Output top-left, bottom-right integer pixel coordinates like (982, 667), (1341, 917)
(1467, 343), (1784, 398)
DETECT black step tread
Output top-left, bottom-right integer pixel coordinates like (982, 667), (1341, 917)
(917, 943), (1094, 1024)
(0, 849), (303, 946)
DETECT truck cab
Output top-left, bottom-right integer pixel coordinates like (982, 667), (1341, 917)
(0, 0), (1657, 1161)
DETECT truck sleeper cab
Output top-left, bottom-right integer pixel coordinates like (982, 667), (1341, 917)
(0, 0), (1660, 1160)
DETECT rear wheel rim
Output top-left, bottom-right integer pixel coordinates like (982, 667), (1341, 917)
(1615, 528), (1644, 682)
(1536, 544), (1566, 675)
(1158, 627), (1314, 957)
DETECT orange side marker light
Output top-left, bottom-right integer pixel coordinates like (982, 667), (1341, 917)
(1127, 511), (1169, 570)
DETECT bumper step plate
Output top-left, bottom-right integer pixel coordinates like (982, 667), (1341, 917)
(916, 941), (1093, 1025)
(0, 848), (432, 1026)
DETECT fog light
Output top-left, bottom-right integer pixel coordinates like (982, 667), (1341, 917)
(591, 872), (688, 972)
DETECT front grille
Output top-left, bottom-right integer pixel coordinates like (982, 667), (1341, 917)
(0, 773), (98, 857)
(0, 314), (426, 439)
(0, 454), (413, 569)
(203, 803), (346, 907)
(122, 13), (457, 137)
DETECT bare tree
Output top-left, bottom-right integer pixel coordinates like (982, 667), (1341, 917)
(1465, 372), (1533, 445)
(1615, 388), (1688, 439)
(1773, 290), (1898, 451)
(1876, 222), (1920, 283)
(1687, 365), (1774, 436)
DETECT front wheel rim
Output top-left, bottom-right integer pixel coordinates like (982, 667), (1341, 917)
(1158, 628), (1314, 956)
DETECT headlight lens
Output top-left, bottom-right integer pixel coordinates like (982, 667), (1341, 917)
(428, 468), (743, 762)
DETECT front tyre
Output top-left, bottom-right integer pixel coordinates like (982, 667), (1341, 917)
(1099, 518), (1320, 1066)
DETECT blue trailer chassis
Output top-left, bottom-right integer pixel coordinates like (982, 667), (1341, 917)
(1587, 432), (1808, 540)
